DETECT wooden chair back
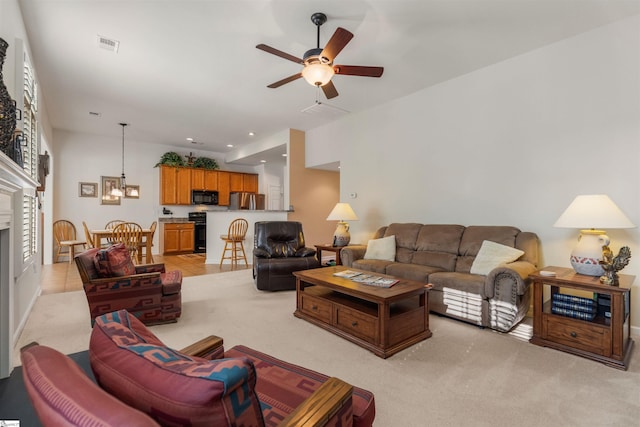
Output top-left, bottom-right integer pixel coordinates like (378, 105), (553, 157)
(112, 222), (143, 263)
(53, 220), (77, 244)
(227, 218), (248, 241)
(105, 220), (125, 244)
(82, 221), (94, 249)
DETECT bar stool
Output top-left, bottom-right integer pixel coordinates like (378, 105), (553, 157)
(219, 218), (249, 269)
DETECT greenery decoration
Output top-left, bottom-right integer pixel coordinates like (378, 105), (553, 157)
(192, 157), (219, 170)
(155, 151), (185, 167)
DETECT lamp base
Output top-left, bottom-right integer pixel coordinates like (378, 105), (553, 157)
(332, 222), (351, 247)
(569, 229), (609, 276)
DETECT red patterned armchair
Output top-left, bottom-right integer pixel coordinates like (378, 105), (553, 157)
(20, 309), (376, 427)
(75, 244), (182, 325)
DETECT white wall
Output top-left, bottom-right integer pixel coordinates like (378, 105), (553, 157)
(306, 16), (640, 328)
(51, 129), (260, 262)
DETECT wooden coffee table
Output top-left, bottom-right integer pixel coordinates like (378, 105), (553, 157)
(293, 266), (432, 358)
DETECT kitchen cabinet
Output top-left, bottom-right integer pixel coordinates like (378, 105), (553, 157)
(161, 222), (195, 254)
(192, 169), (218, 191)
(159, 166), (256, 206)
(243, 174), (258, 193)
(229, 172), (243, 192)
(159, 165), (191, 205)
(217, 171), (231, 206)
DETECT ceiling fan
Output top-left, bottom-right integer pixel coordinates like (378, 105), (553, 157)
(256, 12), (384, 99)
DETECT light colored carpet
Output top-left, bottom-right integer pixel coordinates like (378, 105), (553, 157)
(15, 270), (640, 426)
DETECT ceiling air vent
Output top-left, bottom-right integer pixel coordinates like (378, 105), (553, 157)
(97, 35), (120, 53)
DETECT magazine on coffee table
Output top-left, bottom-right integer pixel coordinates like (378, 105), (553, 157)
(333, 270), (399, 288)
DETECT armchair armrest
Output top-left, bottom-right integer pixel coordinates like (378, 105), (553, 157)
(280, 377), (354, 427)
(85, 272), (162, 286)
(253, 248), (271, 258)
(180, 335), (224, 360)
(296, 247), (317, 257)
(339, 245), (368, 267)
(484, 260), (537, 298)
(135, 263), (166, 274)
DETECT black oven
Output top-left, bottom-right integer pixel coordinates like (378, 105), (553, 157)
(188, 212), (207, 253)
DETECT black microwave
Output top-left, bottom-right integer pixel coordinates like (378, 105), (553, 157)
(192, 190), (218, 205)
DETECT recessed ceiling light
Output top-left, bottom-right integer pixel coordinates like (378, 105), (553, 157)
(282, 153), (287, 157)
(186, 137), (193, 142)
(227, 144), (233, 148)
(260, 160), (266, 163)
(248, 132), (255, 136)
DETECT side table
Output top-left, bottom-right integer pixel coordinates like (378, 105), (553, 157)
(314, 244), (346, 266)
(529, 266), (634, 370)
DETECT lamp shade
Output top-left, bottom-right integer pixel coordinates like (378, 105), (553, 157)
(553, 195), (635, 229)
(326, 203), (358, 221)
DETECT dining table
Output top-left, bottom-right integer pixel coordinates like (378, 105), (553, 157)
(90, 228), (153, 264)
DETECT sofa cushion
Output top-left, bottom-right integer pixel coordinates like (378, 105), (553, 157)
(93, 243), (136, 277)
(386, 263), (443, 283)
(456, 226), (521, 273)
(20, 344), (160, 427)
(383, 223), (422, 263)
(352, 259), (394, 274)
(470, 240), (524, 275)
(364, 235), (396, 261)
(90, 310), (265, 427)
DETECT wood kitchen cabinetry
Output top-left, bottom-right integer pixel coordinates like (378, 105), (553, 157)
(160, 166), (258, 206)
(191, 169), (218, 191)
(160, 222), (194, 254)
(159, 165), (191, 205)
(529, 266), (634, 370)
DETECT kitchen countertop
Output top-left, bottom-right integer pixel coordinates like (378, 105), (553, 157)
(158, 217), (193, 223)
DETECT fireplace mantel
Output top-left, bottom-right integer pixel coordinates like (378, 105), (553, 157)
(0, 151), (38, 192)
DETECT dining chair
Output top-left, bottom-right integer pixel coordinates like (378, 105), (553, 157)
(138, 221), (157, 263)
(105, 220), (125, 244)
(111, 222), (143, 263)
(219, 218), (249, 269)
(53, 220), (86, 263)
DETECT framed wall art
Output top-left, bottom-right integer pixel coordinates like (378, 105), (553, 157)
(101, 176), (121, 205)
(78, 182), (97, 198)
(125, 185), (140, 199)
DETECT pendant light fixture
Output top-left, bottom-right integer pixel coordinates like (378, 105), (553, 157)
(110, 122), (128, 197)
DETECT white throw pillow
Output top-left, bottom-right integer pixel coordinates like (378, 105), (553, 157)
(470, 240), (525, 275)
(364, 235), (396, 261)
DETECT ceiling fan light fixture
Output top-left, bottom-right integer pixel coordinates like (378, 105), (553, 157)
(302, 62), (334, 87)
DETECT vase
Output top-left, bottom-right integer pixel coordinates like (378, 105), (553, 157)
(0, 37), (17, 160)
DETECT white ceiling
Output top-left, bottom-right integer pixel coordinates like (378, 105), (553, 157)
(17, 0), (640, 166)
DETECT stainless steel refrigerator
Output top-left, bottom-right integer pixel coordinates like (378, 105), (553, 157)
(229, 192), (265, 210)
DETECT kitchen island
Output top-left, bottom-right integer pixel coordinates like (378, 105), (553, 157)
(206, 210), (289, 265)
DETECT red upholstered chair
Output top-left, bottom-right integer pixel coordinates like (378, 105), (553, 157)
(74, 244), (182, 326)
(20, 309), (376, 427)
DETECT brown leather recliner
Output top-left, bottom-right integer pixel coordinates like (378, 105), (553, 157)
(253, 221), (320, 291)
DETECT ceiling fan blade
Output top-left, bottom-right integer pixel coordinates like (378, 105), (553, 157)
(333, 65), (384, 77)
(267, 73), (303, 88)
(256, 44), (302, 64)
(321, 80), (339, 99)
(320, 28), (354, 62)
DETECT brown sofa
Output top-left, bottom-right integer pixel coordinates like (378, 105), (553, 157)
(340, 224), (539, 332)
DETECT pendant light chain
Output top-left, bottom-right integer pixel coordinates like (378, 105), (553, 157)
(120, 122), (127, 189)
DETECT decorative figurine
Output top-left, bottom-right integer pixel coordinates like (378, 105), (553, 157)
(185, 152), (196, 166)
(599, 245), (631, 286)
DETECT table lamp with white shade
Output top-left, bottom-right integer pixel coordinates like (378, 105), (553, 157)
(326, 202), (358, 247)
(554, 194), (635, 276)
